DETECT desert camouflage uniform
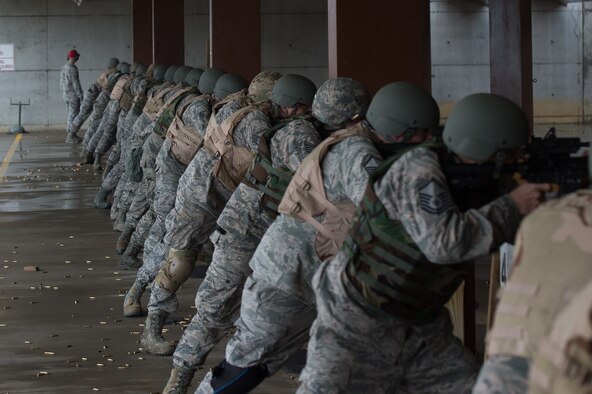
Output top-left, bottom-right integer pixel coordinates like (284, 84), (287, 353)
(133, 95), (212, 272)
(297, 146), (523, 394)
(174, 118), (321, 371)
(473, 189), (592, 394)
(196, 133), (383, 393)
(60, 62), (84, 136)
(146, 99), (271, 314)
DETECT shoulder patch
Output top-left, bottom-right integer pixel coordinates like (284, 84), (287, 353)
(363, 154), (382, 175)
(418, 178), (451, 214)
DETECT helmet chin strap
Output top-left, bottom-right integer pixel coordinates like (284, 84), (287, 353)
(493, 151), (505, 179)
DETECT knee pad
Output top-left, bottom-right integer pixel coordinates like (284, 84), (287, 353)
(209, 360), (268, 394)
(155, 248), (198, 292)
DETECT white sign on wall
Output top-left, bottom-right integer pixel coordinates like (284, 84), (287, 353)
(0, 44), (15, 71)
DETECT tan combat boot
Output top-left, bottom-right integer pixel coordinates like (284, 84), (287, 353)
(163, 366), (196, 394)
(140, 310), (176, 356)
(123, 280), (146, 317)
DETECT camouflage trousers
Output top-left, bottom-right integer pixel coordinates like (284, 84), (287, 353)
(70, 85), (99, 136)
(124, 134), (163, 228)
(101, 160), (124, 193)
(173, 203), (274, 370)
(94, 110), (121, 156)
(88, 100), (118, 154)
(472, 356), (529, 394)
(129, 207), (155, 255)
(296, 255), (477, 394)
(110, 170), (129, 221)
(82, 91), (110, 151)
(65, 98), (81, 136)
(196, 274), (316, 393)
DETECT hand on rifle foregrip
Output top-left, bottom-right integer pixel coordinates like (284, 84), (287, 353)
(509, 182), (551, 216)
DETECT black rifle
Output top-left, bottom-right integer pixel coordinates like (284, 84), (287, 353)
(442, 127), (589, 205)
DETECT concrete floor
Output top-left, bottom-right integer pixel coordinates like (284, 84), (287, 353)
(0, 130), (298, 393)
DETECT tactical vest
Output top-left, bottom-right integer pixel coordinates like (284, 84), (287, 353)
(96, 68), (115, 90)
(119, 78), (135, 111)
(344, 143), (470, 322)
(152, 87), (198, 138)
(110, 74), (131, 101)
(130, 81), (158, 117)
(142, 82), (176, 122)
(529, 276), (592, 394)
(487, 190), (592, 359)
(243, 114), (314, 214)
(105, 72), (123, 92)
(166, 94), (215, 166)
(203, 93), (270, 192)
(277, 122), (374, 261)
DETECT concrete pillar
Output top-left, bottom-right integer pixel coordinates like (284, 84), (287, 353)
(209, 0), (261, 81)
(327, 0), (431, 95)
(132, 0), (153, 65)
(152, 0), (185, 65)
(489, 0), (533, 129)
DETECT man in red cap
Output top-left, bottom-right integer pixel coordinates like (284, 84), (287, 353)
(60, 49), (84, 143)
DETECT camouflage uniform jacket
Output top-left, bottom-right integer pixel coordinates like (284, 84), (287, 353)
(60, 62), (83, 101)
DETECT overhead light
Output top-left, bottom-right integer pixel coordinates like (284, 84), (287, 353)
(73, 0), (83, 5)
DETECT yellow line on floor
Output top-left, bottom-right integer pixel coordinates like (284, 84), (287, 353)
(0, 133), (23, 178)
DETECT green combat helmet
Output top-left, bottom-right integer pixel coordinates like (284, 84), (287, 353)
(198, 68), (225, 94)
(135, 63), (147, 77)
(153, 64), (167, 82)
(184, 68), (204, 88)
(107, 57), (119, 69)
(173, 66), (193, 84)
(164, 65), (180, 83)
(443, 93), (529, 162)
(130, 62), (139, 75)
(248, 71), (283, 102)
(366, 81), (439, 141)
(214, 73), (248, 99)
(117, 61), (131, 74)
(271, 74), (317, 107)
(312, 78), (369, 128)
(145, 64), (156, 81)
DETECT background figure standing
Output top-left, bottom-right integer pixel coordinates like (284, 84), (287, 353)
(60, 49), (84, 144)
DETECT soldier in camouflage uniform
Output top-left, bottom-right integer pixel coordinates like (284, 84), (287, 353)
(161, 72), (326, 393)
(70, 57), (119, 143)
(60, 49), (84, 143)
(118, 68), (222, 270)
(106, 64), (167, 213)
(473, 155), (592, 394)
(87, 62), (134, 171)
(105, 65), (179, 221)
(295, 92), (550, 394)
(137, 72), (280, 357)
(114, 66), (197, 254)
(195, 77), (377, 394)
(81, 61), (130, 162)
(101, 63), (148, 179)
(94, 64), (168, 210)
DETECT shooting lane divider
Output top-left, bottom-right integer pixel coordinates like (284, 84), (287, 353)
(0, 133), (23, 178)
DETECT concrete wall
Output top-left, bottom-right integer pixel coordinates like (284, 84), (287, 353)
(2, 0), (591, 128)
(0, 0), (131, 129)
(431, 0), (588, 123)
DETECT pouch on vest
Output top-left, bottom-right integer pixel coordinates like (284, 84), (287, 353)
(278, 123), (375, 260)
(166, 94), (213, 166)
(126, 146), (144, 182)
